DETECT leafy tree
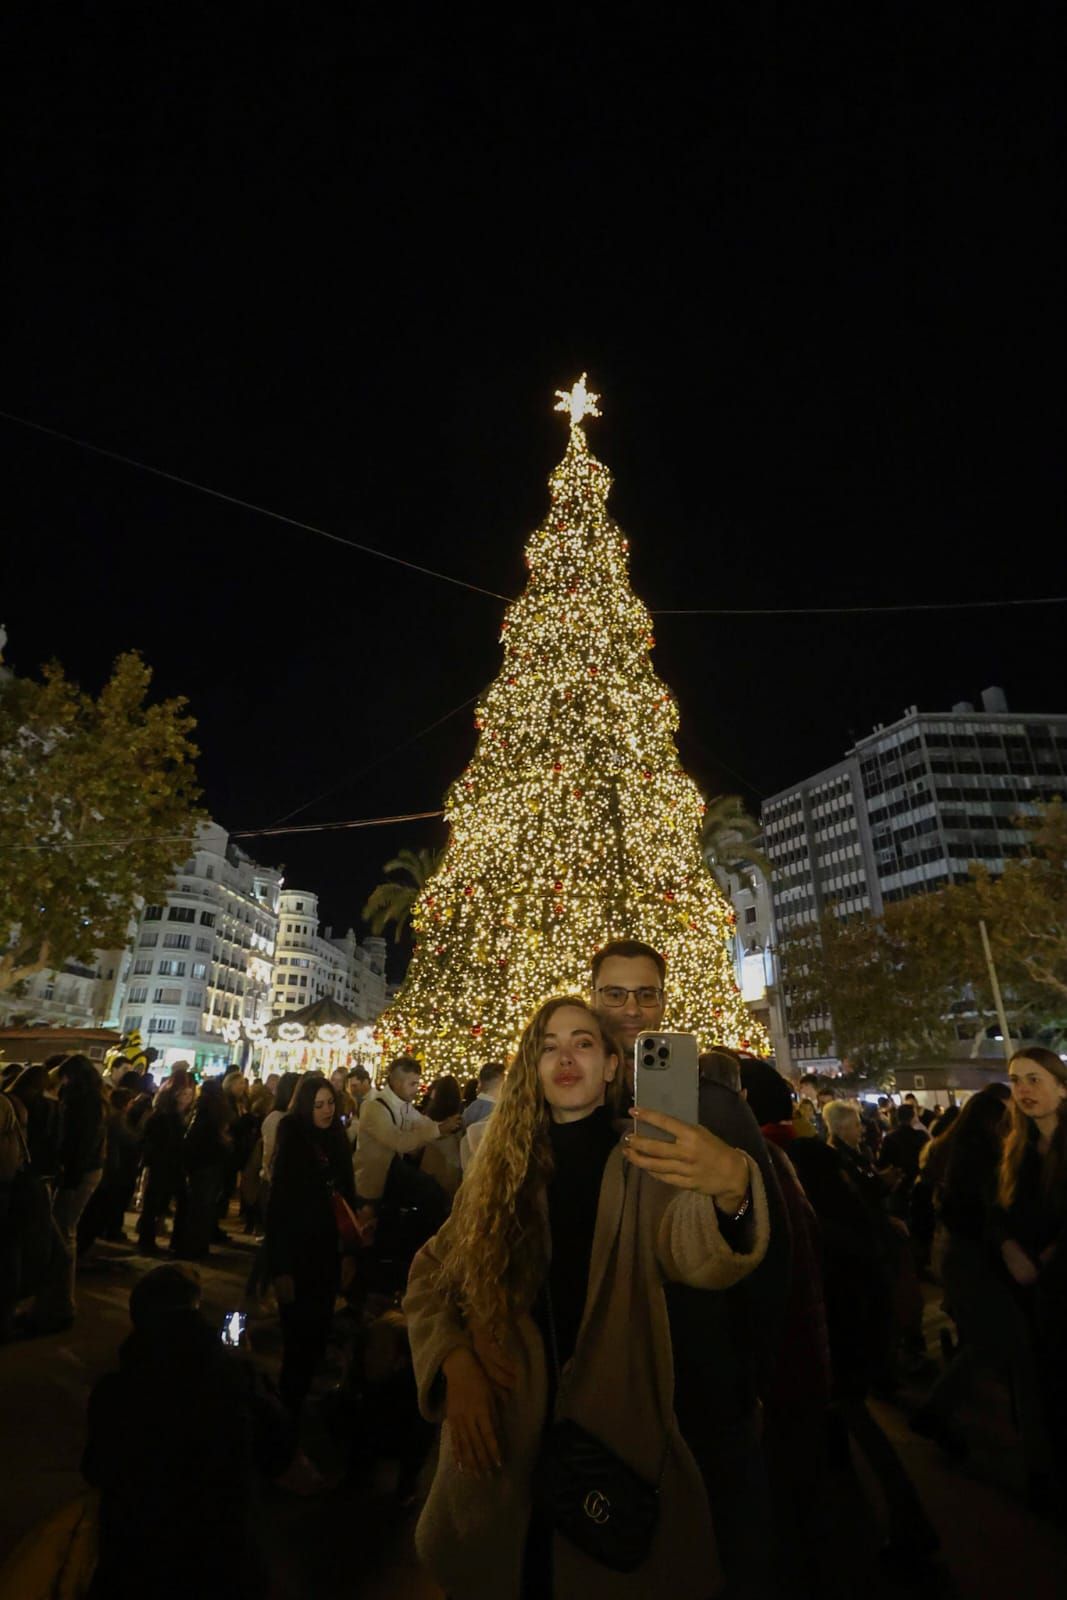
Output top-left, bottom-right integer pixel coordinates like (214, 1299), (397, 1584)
(0, 653), (202, 994)
(779, 901), (968, 1082)
(362, 847), (442, 942)
(779, 803), (1067, 1075)
(701, 793), (772, 883)
(957, 799), (1067, 1042)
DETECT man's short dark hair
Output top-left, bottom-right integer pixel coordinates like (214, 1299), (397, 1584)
(386, 1056), (421, 1080)
(904, 1092), (918, 1103)
(478, 1062), (505, 1089)
(897, 1104), (916, 1126)
(591, 940), (667, 986)
(799, 1073), (820, 1090)
(349, 1066), (371, 1084)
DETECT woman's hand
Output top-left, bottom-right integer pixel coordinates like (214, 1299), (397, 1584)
(273, 1274), (296, 1306)
(442, 1347), (502, 1476)
(623, 1107), (749, 1212)
(1002, 1239), (1039, 1287)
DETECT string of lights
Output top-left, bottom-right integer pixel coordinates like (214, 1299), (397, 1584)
(0, 810), (445, 853)
(3, 409), (1062, 618)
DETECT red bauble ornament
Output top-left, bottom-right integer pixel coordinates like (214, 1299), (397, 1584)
(740, 1038), (751, 1051)
(435, 946), (444, 955)
(464, 885), (474, 897)
(472, 1025), (483, 1037)
(554, 902), (564, 916)
(498, 957), (507, 967)
(664, 891), (675, 902)
(552, 761), (563, 773)
(573, 787), (583, 798)
(589, 665), (598, 676)
(553, 880), (563, 891)
(642, 769), (652, 781)
(507, 676), (516, 686)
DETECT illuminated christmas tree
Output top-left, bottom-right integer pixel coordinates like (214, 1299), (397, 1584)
(378, 377), (768, 1076)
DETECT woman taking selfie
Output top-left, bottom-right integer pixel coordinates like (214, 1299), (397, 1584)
(404, 995), (768, 1600)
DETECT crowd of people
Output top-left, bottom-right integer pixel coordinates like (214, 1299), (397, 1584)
(1, 938), (1065, 1598)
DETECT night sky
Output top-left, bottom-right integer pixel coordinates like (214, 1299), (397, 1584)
(4, 10), (1062, 956)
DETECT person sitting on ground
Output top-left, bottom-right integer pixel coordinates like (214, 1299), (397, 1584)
(137, 1074), (194, 1255)
(404, 994), (769, 1599)
(82, 1263), (309, 1599)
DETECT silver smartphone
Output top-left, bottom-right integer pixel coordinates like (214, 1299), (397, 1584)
(634, 1031), (700, 1143)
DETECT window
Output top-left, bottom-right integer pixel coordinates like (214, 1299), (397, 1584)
(195, 937), (212, 952)
(149, 1017), (178, 1034)
(168, 906), (196, 923)
(287, 973), (298, 985)
(124, 1015), (143, 1032)
(186, 989), (203, 1008)
(295, 900), (304, 911)
(182, 1017), (200, 1035)
(139, 932), (159, 948)
(128, 985), (149, 1003)
(144, 905), (164, 921)
(133, 958), (154, 975)
(200, 911), (216, 927)
(192, 961), (207, 979)
(163, 933), (192, 950)
(205, 866), (214, 880)
(157, 959), (187, 976)
(154, 986), (183, 1005)
(299, 975), (308, 987)
(744, 906), (758, 925)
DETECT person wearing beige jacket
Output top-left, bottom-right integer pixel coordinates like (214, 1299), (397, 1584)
(403, 996), (769, 1600)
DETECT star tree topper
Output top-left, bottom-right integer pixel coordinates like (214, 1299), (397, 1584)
(554, 372), (601, 429)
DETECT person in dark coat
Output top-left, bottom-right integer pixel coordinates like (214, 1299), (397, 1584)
(791, 1100), (939, 1577)
(267, 1072), (358, 1411)
(6, 1065), (59, 1178)
(172, 1080), (230, 1261)
(993, 1047), (1067, 1501)
(29, 1055), (106, 1330)
(137, 1076), (194, 1253)
(77, 1087), (138, 1253)
(591, 940), (792, 1596)
(83, 1263), (297, 1599)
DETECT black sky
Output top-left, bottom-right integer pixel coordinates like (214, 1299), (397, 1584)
(4, 8), (1063, 949)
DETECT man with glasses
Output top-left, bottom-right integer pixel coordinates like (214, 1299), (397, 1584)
(592, 938), (791, 1597)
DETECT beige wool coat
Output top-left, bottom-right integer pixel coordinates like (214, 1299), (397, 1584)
(403, 1144), (770, 1600)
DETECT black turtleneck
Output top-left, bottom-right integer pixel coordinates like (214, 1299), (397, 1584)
(540, 1104), (620, 1374)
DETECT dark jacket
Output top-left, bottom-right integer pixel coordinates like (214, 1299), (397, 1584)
(666, 1076), (791, 1432)
(266, 1117), (357, 1288)
(142, 1105), (187, 1188)
(790, 1137), (891, 1396)
(878, 1124), (928, 1182)
(182, 1103), (230, 1174)
(83, 1309), (291, 1598)
(56, 1088), (105, 1188)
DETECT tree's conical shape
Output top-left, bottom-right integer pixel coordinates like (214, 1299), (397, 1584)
(377, 380), (768, 1074)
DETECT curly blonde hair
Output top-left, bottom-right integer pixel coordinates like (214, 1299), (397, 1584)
(431, 995), (620, 1335)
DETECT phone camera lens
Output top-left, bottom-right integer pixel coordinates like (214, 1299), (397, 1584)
(643, 1053), (655, 1067)
(657, 1045), (670, 1060)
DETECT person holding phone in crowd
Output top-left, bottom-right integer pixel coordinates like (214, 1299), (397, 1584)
(404, 993), (768, 1600)
(590, 939), (790, 1590)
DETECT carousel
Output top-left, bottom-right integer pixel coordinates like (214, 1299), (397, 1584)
(218, 997), (382, 1081)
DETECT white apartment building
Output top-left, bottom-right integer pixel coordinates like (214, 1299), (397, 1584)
(763, 688), (1067, 1064)
(273, 889), (387, 1021)
(0, 944), (132, 1031)
(121, 822), (282, 1074)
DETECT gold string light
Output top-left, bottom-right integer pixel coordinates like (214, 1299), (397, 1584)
(376, 379), (769, 1076)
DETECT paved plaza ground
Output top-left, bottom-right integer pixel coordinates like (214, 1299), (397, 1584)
(1, 1215), (1063, 1598)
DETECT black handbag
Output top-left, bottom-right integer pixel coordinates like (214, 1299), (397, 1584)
(534, 1283), (668, 1572)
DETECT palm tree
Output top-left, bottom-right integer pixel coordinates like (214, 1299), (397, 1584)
(700, 794), (772, 886)
(361, 846), (443, 942)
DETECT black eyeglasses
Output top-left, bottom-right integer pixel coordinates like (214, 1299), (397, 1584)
(595, 985), (664, 1009)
